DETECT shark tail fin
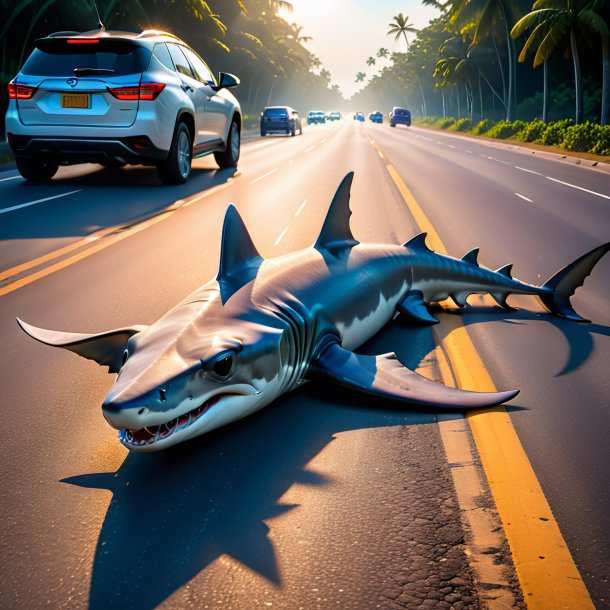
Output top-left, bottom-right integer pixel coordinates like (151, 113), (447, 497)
(538, 243), (610, 322)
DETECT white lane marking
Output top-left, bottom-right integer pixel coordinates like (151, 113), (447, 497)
(515, 192), (533, 203)
(295, 199), (308, 216)
(0, 189), (81, 214)
(241, 139), (282, 154)
(321, 138), (328, 142)
(251, 167), (279, 184)
(0, 175), (21, 183)
(274, 226), (289, 246)
(466, 150), (473, 154)
(487, 156), (496, 160)
(287, 159), (294, 164)
(436, 141), (443, 145)
(545, 176), (610, 200)
(448, 144), (456, 149)
(304, 145), (316, 153)
(515, 165), (543, 176)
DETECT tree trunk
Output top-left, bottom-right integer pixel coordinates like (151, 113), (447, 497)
(542, 60), (549, 123)
(570, 28), (583, 124)
(601, 34), (609, 126)
(492, 35), (507, 112)
(478, 72), (483, 120)
(414, 73), (428, 116)
(498, 1), (516, 120)
(442, 90), (446, 117)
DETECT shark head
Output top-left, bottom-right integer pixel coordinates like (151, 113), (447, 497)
(17, 203), (291, 452)
(101, 313), (286, 452)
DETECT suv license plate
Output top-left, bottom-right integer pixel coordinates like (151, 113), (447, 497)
(61, 93), (90, 109)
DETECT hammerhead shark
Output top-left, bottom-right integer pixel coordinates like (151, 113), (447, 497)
(17, 173), (609, 452)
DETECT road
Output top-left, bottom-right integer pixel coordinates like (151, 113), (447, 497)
(1, 119), (608, 609)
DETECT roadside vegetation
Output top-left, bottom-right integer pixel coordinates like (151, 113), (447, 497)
(417, 116), (610, 156)
(0, 0), (343, 139)
(351, 0), (609, 129)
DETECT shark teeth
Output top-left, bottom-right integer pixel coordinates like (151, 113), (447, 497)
(120, 394), (224, 447)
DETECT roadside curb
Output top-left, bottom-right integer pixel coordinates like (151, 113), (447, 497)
(412, 125), (610, 174)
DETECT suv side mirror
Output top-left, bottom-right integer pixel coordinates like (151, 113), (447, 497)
(213, 72), (240, 91)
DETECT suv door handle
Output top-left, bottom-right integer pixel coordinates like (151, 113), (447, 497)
(181, 84), (193, 92)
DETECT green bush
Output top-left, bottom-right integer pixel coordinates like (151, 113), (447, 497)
(471, 119), (492, 135)
(452, 117), (472, 132)
(437, 117), (456, 129)
(562, 122), (610, 155)
(515, 119), (546, 143)
(485, 120), (527, 139)
(541, 119), (574, 145)
(590, 127), (610, 156)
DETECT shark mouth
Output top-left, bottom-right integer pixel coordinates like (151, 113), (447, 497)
(119, 393), (227, 448)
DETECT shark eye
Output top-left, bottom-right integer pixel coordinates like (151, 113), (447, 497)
(212, 354), (234, 379)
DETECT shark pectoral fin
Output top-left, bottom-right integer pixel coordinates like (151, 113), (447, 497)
(396, 291), (439, 324)
(311, 343), (519, 409)
(16, 318), (147, 373)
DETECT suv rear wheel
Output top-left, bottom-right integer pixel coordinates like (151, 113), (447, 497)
(214, 120), (240, 169)
(157, 122), (192, 184)
(16, 157), (59, 182)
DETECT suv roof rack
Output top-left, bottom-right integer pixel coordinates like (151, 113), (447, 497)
(137, 30), (180, 40)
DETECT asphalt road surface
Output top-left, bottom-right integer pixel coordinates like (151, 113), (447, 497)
(1, 119), (608, 609)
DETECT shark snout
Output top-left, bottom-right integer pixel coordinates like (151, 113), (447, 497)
(102, 399), (154, 430)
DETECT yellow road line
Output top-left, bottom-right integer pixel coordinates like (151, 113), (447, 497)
(378, 145), (594, 608)
(0, 180), (232, 297)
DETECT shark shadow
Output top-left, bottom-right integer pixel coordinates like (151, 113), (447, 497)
(436, 304), (610, 376)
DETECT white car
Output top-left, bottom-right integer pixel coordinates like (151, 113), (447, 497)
(5, 29), (242, 183)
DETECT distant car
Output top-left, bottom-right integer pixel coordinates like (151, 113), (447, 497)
(328, 111), (341, 121)
(6, 29), (242, 183)
(261, 106), (302, 136)
(307, 110), (325, 125)
(354, 112), (365, 122)
(370, 111), (383, 124)
(389, 107), (411, 127)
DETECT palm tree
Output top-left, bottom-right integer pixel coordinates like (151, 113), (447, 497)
(387, 13), (419, 51)
(366, 56), (376, 67)
(450, 0), (518, 121)
(355, 71), (367, 83)
(512, 0), (607, 124)
(289, 23), (312, 44)
(585, 0), (609, 125)
(377, 47), (390, 59)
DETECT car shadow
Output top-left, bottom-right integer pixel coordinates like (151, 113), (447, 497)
(62, 325), (449, 610)
(0, 164), (237, 241)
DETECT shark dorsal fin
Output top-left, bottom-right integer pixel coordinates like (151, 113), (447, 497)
(496, 263), (513, 279)
(404, 232), (433, 253)
(217, 204), (263, 302)
(314, 172), (359, 253)
(461, 248), (480, 266)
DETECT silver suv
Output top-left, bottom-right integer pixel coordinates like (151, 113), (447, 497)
(5, 29), (242, 184)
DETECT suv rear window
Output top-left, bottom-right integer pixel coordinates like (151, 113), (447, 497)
(264, 108), (288, 117)
(21, 39), (151, 76)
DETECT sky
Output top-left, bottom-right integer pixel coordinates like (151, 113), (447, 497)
(283, 0), (440, 99)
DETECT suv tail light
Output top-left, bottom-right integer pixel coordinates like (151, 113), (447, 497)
(8, 83), (36, 99)
(107, 83), (165, 101)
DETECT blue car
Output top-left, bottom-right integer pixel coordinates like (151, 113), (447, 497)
(389, 107), (411, 127)
(353, 112), (365, 122)
(369, 111), (383, 124)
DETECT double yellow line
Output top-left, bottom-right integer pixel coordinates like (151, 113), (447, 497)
(0, 180), (233, 297)
(371, 136), (593, 609)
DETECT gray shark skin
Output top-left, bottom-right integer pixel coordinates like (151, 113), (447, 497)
(17, 172), (610, 452)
